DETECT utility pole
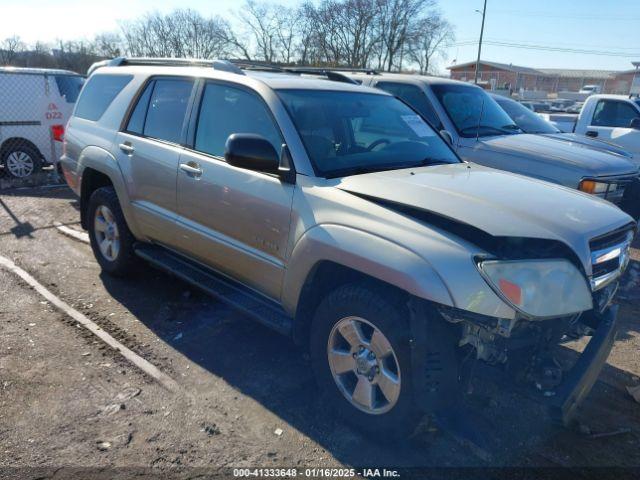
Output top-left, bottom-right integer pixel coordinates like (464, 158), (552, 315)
(474, 0), (487, 84)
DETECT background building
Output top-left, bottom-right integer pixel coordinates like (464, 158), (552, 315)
(448, 60), (639, 95)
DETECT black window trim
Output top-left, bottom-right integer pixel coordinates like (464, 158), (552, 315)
(119, 75), (199, 148)
(591, 99), (640, 128)
(183, 79), (286, 167)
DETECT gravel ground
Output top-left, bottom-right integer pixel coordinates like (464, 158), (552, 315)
(0, 185), (639, 479)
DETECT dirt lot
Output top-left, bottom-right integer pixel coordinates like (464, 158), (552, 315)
(1, 185), (639, 479)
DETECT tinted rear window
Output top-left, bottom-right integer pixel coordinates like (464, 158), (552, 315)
(143, 78), (194, 144)
(54, 75), (84, 103)
(74, 74), (132, 121)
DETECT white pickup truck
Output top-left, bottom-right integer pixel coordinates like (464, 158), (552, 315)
(574, 95), (640, 161)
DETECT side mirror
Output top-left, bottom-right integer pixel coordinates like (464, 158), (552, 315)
(225, 134), (280, 175)
(630, 117), (640, 130)
(440, 130), (454, 145)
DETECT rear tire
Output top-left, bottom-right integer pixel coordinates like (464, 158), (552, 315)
(310, 282), (421, 438)
(87, 186), (138, 276)
(1, 142), (42, 179)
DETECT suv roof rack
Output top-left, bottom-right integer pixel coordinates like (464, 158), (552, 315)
(226, 60), (364, 85)
(87, 57), (245, 76)
(282, 68), (359, 85)
(285, 66), (379, 75)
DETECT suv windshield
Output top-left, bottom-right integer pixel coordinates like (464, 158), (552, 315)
(493, 96), (559, 134)
(277, 90), (460, 178)
(431, 83), (521, 138)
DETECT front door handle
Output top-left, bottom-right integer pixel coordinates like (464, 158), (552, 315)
(586, 130), (598, 138)
(179, 162), (203, 177)
(119, 143), (135, 154)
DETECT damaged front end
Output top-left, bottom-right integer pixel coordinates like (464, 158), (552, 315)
(407, 223), (634, 426)
(437, 303), (618, 425)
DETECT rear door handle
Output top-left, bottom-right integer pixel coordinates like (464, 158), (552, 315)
(179, 163), (203, 177)
(119, 143), (135, 154)
(586, 130), (598, 138)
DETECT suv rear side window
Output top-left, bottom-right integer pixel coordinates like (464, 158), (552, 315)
(194, 83), (282, 158)
(375, 81), (441, 128)
(592, 100), (640, 128)
(142, 78), (194, 144)
(74, 74), (132, 121)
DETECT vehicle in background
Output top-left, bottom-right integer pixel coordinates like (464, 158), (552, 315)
(348, 73), (639, 213)
(538, 112), (580, 133)
(566, 102), (584, 114)
(491, 94), (636, 163)
(520, 101), (551, 113)
(549, 99), (576, 112)
(0, 67), (84, 179)
(574, 94), (640, 160)
(580, 85), (602, 95)
(62, 57), (635, 435)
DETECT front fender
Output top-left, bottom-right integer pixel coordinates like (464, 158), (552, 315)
(78, 146), (143, 239)
(281, 224), (454, 314)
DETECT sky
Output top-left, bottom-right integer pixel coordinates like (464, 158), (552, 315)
(0, 0), (639, 73)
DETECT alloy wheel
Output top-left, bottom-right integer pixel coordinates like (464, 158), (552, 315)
(93, 205), (120, 262)
(6, 150), (35, 178)
(327, 316), (401, 414)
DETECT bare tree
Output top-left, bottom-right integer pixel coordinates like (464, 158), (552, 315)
(407, 12), (453, 74)
(120, 9), (236, 59)
(236, 1), (279, 62)
(0, 36), (26, 65)
(273, 7), (300, 64)
(375, 0), (432, 71)
(93, 33), (124, 58)
(0, 1), (453, 74)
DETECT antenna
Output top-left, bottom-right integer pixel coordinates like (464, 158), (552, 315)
(476, 94), (485, 142)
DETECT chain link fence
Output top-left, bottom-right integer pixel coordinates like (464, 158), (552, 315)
(0, 67), (84, 189)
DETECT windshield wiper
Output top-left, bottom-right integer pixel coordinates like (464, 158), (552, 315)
(418, 158), (453, 166)
(459, 124), (521, 136)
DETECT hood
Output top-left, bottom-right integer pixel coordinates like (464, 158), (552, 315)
(479, 134), (638, 176)
(336, 163), (633, 271)
(542, 133), (637, 163)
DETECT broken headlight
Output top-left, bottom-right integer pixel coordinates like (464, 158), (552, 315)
(478, 259), (593, 318)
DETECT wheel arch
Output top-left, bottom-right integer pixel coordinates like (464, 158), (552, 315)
(0, 137), (44, 157)
(286, 225), (454, 346)
(77, 147), (141, 237)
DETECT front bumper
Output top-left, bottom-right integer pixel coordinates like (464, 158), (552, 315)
(547, 304), (618, 424)
(409, 299), (619, 426)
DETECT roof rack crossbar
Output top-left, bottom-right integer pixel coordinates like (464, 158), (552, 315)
(284, 66), (378, 75)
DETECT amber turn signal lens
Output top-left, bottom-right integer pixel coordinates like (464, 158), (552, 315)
(579, 180), (596, 194)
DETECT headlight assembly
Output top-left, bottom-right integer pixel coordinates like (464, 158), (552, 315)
(478, 258), (593, 318)
(579, 179), (615, 195)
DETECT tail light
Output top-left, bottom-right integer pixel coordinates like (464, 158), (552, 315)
(51, 124), (65, 142)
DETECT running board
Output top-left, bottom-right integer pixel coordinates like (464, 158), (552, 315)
(134, 244), (292, 335)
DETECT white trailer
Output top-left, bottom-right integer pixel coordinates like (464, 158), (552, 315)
(0, 67), (84, 178)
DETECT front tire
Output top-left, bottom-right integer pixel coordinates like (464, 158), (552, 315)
(87, 186), (137, 276)
(310, 283), (420, 437)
